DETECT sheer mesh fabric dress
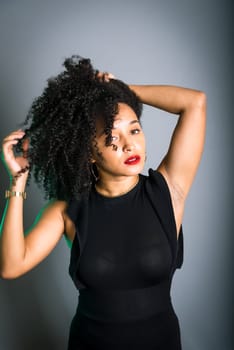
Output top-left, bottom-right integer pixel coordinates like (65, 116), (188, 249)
(66, 169), (183, 349)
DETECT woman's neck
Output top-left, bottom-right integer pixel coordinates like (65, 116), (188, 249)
(95, 175), (139, 197)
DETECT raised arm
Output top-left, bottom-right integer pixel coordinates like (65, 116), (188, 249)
(129, 85), (206, 232)
(0, 130), (68, 279)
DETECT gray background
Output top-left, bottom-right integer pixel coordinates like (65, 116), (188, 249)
(0, 0), (233, 349)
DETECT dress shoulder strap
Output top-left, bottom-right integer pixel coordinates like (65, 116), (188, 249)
(66, 196), (89, 290)
(145, 169), (184, 272)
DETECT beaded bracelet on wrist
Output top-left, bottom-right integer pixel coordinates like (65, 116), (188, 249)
(11, 165), (30, 186)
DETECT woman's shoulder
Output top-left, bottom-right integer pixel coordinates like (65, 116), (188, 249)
(41, 198), (68, 214)
(49, 199), (77, 245)
(39, 199), (70, 231)
(141, 168), (169, 190)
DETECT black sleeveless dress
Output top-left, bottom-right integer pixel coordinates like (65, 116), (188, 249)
(66, 169), (184, 349)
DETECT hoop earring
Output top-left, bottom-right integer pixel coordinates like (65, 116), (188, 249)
(91, 163), (99, 182)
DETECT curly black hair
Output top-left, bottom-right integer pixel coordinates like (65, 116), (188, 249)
(19, 55), (142, 200)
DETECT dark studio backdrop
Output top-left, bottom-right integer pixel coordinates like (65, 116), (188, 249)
(0, 0), (233, 349)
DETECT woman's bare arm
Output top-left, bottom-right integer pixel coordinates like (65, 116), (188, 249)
(0, 130), (71, 279)
(0, 193), (67, 279)
(129, 85), (206, 232)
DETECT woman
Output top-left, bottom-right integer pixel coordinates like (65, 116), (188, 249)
(0, 56), (206, 349)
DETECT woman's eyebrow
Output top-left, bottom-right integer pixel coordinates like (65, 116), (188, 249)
(97, 119), (140, 137)
(113, 119), (140, 129)
(129, 119), (140, 125)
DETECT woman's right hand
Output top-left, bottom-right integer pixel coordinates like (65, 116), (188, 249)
(1, 129), (30, 179)
(96, 72), (115, 82)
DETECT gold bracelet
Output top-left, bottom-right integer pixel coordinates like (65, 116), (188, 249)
(5, 190), (27, 200)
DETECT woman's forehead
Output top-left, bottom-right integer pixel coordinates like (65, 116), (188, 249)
(113, 103), (138, 126)
(95, 103), (137, 127)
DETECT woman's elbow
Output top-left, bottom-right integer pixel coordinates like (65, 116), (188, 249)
(196, 90), (207, 109)
(0, 265), (24, 280)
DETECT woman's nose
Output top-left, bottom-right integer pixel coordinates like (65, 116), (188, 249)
(123, 142), (135, 153)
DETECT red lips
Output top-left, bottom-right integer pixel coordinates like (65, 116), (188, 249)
(124, 155), (141, 165)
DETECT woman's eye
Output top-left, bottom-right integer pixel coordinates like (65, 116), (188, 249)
(111, 135), (118, 141)
(131, 128), (141, 135)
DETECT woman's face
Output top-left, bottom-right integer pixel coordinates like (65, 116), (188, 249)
(92, 103), (146, 180)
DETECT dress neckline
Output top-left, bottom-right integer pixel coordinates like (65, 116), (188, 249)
(93, 175), (143, 201)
